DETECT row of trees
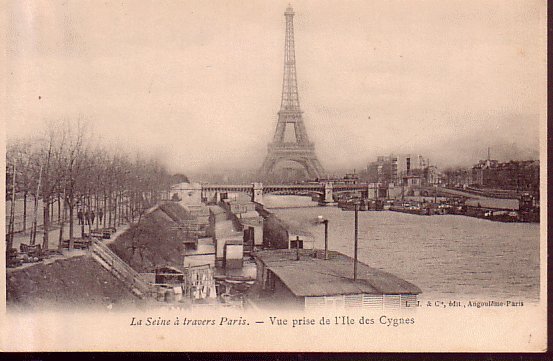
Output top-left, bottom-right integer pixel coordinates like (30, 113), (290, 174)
(6, 120), (174, 252)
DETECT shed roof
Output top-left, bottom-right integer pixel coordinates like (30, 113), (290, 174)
(155, 265), (184, 274)
(215, 219), (241, 238)
(238, 210), (260, 219)
(171, 182), (201, 190)
(254, 249), (421, 297)
(208, 205), (226, 215)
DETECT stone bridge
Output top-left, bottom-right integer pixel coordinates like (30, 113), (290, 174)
(201, 182), (377, 205)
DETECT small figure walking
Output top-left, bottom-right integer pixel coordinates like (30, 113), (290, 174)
(77, 209), (83, 225)
(90, 210), (96, 225)
(84, 210), (90, 225)
(98, 208), (104, 225)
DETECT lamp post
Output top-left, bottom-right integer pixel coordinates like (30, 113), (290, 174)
(317, 215), (330, 260)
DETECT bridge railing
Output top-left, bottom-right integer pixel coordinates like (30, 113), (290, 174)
(203, 183), (370, 190)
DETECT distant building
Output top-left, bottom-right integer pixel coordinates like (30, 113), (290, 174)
(367, 154), (435, 186)
(208, 206), (243, 268)
(220, 195), (264, 249)
(342, 172), (359, 184)
(366, 155), (397, 184)
(397, 154), (427, 179)
(170, 182), (202, 206)
(471, 158), (499, 185)
(425, 165), (442, 185)
(471, 160), (539, 192)
(402, 175), (423, 188)
(443, 168), (472, 188)
(315, 172), (359, 185)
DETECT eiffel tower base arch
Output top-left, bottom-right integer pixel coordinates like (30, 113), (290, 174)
(259, 149), (325, 182)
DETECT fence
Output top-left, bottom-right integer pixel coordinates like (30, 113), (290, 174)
(90, 238), (154, 299)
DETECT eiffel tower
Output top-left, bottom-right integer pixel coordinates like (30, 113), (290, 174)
(259, 5), (325, 182)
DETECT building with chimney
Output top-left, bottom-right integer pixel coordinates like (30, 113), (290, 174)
(367, 154), (432, 185)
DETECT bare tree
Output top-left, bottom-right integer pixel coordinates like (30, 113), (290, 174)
(6, 139), (38, 234)
(37, 124), (68, 251)
(56, 119), (90, 249)
(8, 118), (174, 254)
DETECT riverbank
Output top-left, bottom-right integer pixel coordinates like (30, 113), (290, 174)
(6, 254), (145, 311)
(5, 206), (168, 311)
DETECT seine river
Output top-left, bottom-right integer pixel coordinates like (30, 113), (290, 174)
(264, 195), (540, 303)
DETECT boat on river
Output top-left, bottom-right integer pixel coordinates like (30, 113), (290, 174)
(337, 198), (383, 211)
(389, 204), (429, 216)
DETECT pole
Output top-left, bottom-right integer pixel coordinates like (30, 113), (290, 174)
(324, 220), (329, 260)
(354, 203), (359, 281)
(295, 235), (300, 261)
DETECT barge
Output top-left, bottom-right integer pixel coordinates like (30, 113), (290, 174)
(247, 248), (421, 310)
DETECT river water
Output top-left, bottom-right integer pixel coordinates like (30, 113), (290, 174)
(264, 195), (540, 302)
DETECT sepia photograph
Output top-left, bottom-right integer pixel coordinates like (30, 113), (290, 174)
(2, 0), (547, 352)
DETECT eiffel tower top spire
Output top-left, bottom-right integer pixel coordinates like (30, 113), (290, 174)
(281, 4), (300, 111)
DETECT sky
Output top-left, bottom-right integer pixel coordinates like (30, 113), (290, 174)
(5, 0), (546, 175)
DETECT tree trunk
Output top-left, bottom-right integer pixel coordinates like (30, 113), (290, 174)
(50, 201), (55, 227)
(30, 194), (38, 245)
(69, 200), (74, 250)
(131, 192), (135, 223)
(114, 191), (118, 227)
(57, 194), (61, 224)
(7, 178), (16, 252)
(87, 195), (92, 235)
(42, 197), (50, 251)
(95, 192), (99, 230)
(23, 191), (27, 232)
(58, 198), (65, 250)
(124, 192), (127, 222)
(120, 191), (123, 225)
(81, 196), (85, 238)
(117, 191), (121, 226)
(108, 191), (112, 228)
(103, 193), (107, 227)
